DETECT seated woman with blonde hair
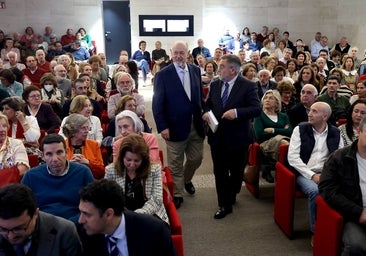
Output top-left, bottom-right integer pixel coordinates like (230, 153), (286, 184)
(254, 90), (293, 182)
(0, 112), (29, 176)
(106, 134), (168, 224)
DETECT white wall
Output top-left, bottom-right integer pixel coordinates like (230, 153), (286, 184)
(0, 0), (365, 59)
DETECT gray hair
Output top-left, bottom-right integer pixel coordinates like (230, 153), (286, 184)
(115, 110), (143, 134)
(261, 89), (282, 112)
(62, 113), (88, 138)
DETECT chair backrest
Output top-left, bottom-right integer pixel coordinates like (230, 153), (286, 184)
(278, 144), (289, 164)
(0, 166), (20, 187)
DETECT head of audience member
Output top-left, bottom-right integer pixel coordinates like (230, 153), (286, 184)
(319, 36), (328, 47)
(326, 75), (341, 97)
(115, 110), (143, 138)
(250, 32), (257, 41)
(349, 47), (359, 59)
(196, 54), (206, 68)
(70, 95), (93, 118)
(115, 95), (137, 116)
(79, 63), (92, 77)
(346, 100), (366, 137)
(75, 32), (83, 41)
(97, 53), (107, 67)
(72, 40), (82, 50)
(277, 39), (286, 50)
(272, 65), (287, 83)
(310, 63), (319, 75)
(54, 41), (63, 52)
(329, 68), (345, 84)
(0, 184), (39, 245)
(295, 51), (306, 66)
(22, 85), (42, 109)
(44, 26), (52, 36)
(24, 26), (35, 36)
(295, 39), (305, 49)
(356, 81), (366, 99)
(0, 69), (16, 87)
(138, 41), (146, 51)
(58, 54), (71, 69)
(35, 49), (47, 65)
(242, 63), (257, 81)
(300, 84), (318, 108)
(120, 50), (129, 58)
(276, 80), (296, 105)
(78, 179), (125, 235)
(250, 51), (260, 64)
(261, 89), (282, 113)
(65, 28), (74, 37)
(259, 52), (270, 65)
(197, 39), (204, 48)
(170, 41), (188, 69)
(62, 113), (89, 145)
(118, 55), (128, 66)
(286, 58), (298, 73)
(213, 48), (223, 61)
(316, 57), (326, 72)
(25, 56), (37, 71)
(242, 27), (250, 36)
(330, 50), (341, 64)
(262, 39), (272, 50)
(283, 48), (293, 60)
(237, 50), (246, 63)
(218, 54), (241, 83)
(40, 134), (68, 176)
(50, 60), (58, 75)
(314, 32), (322, 42)
(258, 69), (271, 85)
(78, 74), (93, 97)
(40, 73), (58, 93)
(0, 97), (25, 124)
(115, 134), (150, 179)
(264, 56), (276, 71)
(116, 72), (134, 95)
(72, 78), (88, 96)
(318, 49), (329, 60)
(6, 51), (18, 66)
(88, 56), (102, 73)
(54, 64), (68, 80)
(4, 38), (14, 50)
(204, 61), (218, 76)
(308, 102), (332, 130)
(341, 56), (355, 71)
(282, 31), (290, 41)
(66, 53), (77, 67)
(297, 65), (318, 85)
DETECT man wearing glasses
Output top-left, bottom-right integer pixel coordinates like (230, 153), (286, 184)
(0, 183), (82, 255)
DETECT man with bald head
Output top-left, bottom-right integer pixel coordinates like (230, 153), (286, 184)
(288, 84), (318, 127)
(288, 101), (343, 243)
(152, 41), (205, 209)
(192, 38), (211, 65)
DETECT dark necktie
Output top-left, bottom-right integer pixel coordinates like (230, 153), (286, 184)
(107, 236), (120, 256)
(222, 82), (229, 107)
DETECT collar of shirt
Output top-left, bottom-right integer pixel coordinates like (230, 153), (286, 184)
(222, 74), (239, 93)
(47, 160), (70, 176)
(106, 213), (128, 255)
(312, 123), (328, 136)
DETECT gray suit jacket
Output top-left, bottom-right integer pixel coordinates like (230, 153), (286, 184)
(0, 211), (82, 256)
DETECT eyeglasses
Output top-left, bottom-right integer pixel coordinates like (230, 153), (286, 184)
(0, 218), (32, 236)
(29, 94), (41, 99)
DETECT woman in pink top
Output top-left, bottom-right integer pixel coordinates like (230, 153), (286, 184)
(112, 110), (160, 164)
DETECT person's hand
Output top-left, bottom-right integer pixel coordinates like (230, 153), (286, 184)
(264, 128), (274, 133)
(161, 129), (170, 140)
(71, 154), (89, 165)
(15, 111), (26, 124)
(222, 109), (236, 120)
(359, 210), (366, 225)
(311, 173), (321, 184)
(202, 113), (209, 122)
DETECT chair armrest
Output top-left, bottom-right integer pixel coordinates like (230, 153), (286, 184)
(165, 201), (182, 235)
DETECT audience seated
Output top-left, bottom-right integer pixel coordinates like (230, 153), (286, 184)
(276, 80), (297, 113)
(71, 40), (90, 61)
(0, 97), (40, 148)
(60, 28), (76, 49)
(338, 100), (366, 146)
(1, 38), (21, 63)
(201, 60), (218, 87)
(0, 68), (23, 97)
(131, 40), (151, 85)
(88, 55), (108, 82)
(0, 112), (29, 176)
(22, 55), (47, 87)
(57, 54), (78, 82)
(287, 102), (342, 244)
(105, 134), (168, 224)
(256, 69), (277, 100)
(35, 49), (51, 72)
(151, 40), (170, 75)
(21, 134), (94, 224)
(2, 51), (26, 70)
(293, 65), (320, 100)
(23, 85), (61, 134)
(78, 63), (105, 100)
(253, 90), (292, 182)
(54, 63), (72, 99)
(62, 113), (104, 179)
(319, 68), (353, 99)
(341, 56), (359, 92)
(350, 80), (366, 105)
(191, 38), (212, 65)
(47, 41), (66, 61)
(40, 73), (64, 117)
(59, 95), (103, 146)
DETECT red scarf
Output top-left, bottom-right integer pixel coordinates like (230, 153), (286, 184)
(8, 120), (24, 139)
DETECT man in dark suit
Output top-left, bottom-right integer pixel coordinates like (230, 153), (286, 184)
(0, 184), (82, 256)
(288, 84), (318, 128)
(203, 54), (261, 219)
(78, 179), (176, 256)
(152, 41), (205, 209)
(256, 69), (277, 100)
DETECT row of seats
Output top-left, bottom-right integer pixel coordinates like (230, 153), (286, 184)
(245, 143), (343, 255)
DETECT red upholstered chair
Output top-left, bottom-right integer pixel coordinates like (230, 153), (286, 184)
(165, 201), (184, 256)
(313, 195), (343, 256)
(0, 166), (20, 187)
(91, 40), (97, 55)
(38, 129), (46, 145)
(172, 234), (184, 256)
(274, 160), (305, 238)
